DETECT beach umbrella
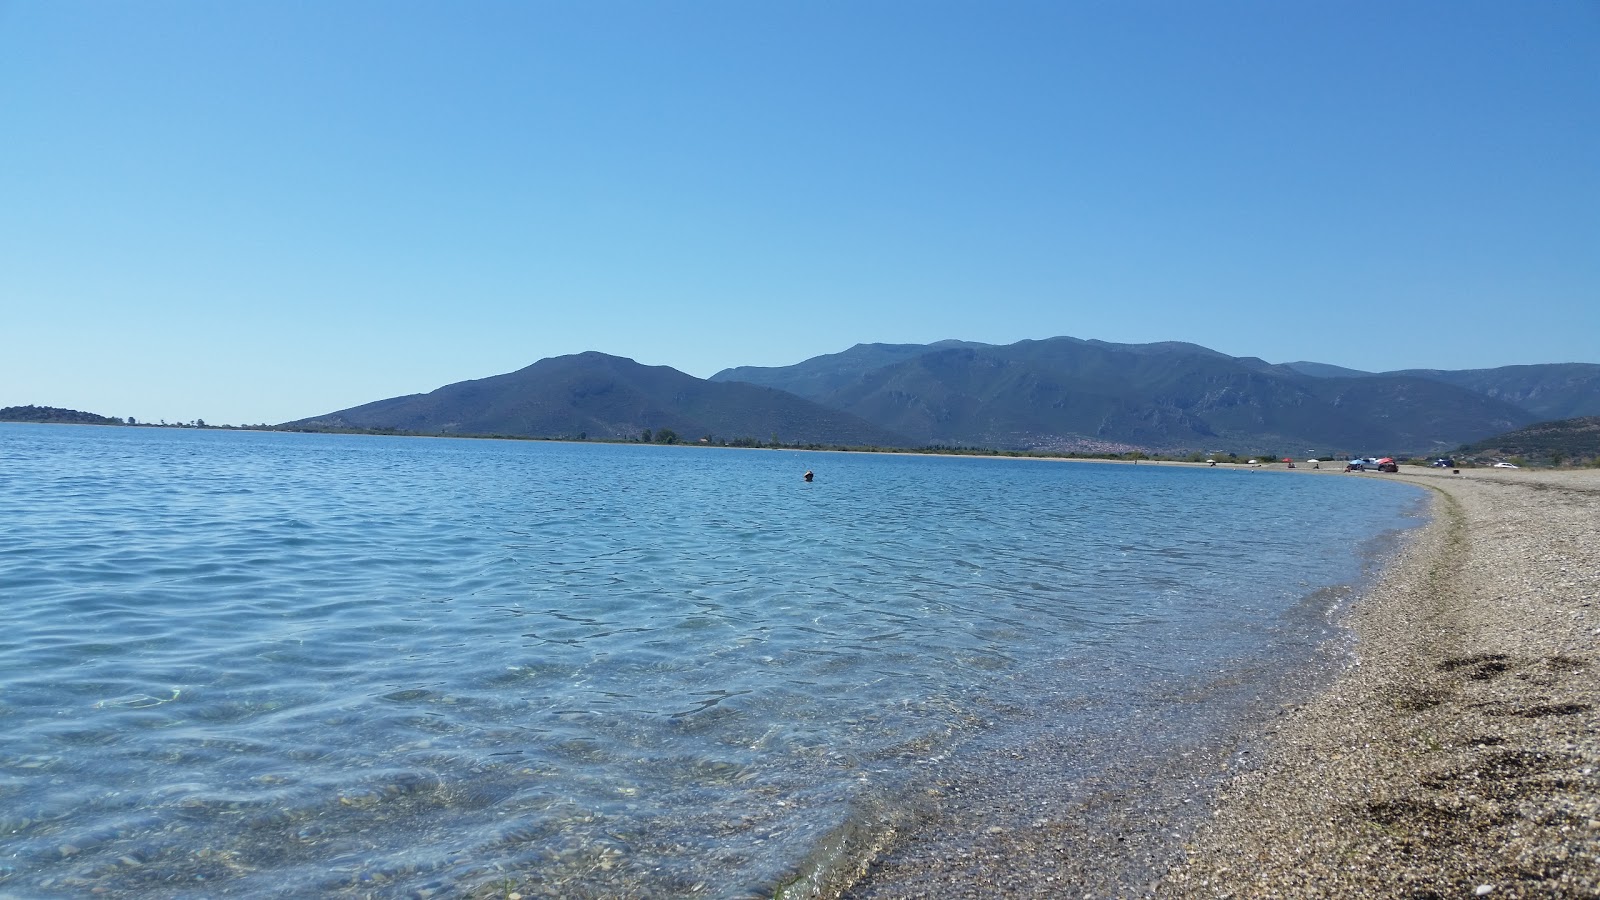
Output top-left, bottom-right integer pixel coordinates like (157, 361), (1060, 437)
(1377, 457), (1394, 465)
(1282, 457), (1291, 463)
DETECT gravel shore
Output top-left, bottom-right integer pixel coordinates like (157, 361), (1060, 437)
(836, 467), (1599, 898)
(1162, 467), (1600, 898)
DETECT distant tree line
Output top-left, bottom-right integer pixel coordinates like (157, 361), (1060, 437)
(0, 406), (258, 430)
(102, 413), (1598, 468)
(0, 405), (126, 425)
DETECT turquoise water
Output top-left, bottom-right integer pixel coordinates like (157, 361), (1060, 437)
(0, 424), (1423, 897)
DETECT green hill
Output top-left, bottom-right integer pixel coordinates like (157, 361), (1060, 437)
(0, 405), (125, 425)
(1454, 416), (1600, 466)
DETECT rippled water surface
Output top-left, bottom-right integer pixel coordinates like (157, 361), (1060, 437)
(0, 425), (1423, 897)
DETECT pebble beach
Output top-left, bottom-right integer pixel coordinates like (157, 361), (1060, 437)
(838, 465), (1600, 898)
(1163, 466), (1600, 898)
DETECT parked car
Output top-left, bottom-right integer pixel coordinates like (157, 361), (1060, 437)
(1492, 462), (1520, 469)
(1430, 458), (1455, 468)
(1345, 456), (1398, 472)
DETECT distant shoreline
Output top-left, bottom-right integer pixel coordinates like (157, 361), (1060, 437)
(12, 418), (1569, 475)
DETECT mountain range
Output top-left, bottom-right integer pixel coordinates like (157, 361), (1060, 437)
(284, 337), (1600, 456)
(284, 351), (909, 447)
(1282, 361), (1600, 422)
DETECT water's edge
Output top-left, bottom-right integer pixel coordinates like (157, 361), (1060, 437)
(0, 425), (1430, 898)
(792, 495), (1430, 899)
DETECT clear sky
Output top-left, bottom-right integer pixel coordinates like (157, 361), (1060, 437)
(3, 1), (1596, 425)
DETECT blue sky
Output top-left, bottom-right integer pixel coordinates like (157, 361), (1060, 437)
(3, 1), (1596, 425)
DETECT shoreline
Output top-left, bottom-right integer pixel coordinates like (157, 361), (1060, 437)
(1161, 467), (1600, 897)
(833, 467), (1599, 897)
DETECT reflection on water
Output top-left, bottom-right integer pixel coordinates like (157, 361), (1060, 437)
(0, 425), (1422, 897)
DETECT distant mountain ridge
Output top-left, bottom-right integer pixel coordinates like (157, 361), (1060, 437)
(714, 341), (1599, 451)
(1380, 364), (1600, 422)
(284, 351), (909, 447)
(713, 338), (1534, 454)
(282, 338), (1600, 456)
(712, 340), (992, 400)
(1283, 361), (1600, 422)
(1281, 361), (1374, 379)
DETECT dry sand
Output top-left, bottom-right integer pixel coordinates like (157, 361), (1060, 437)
(835, 466), (1600, 898)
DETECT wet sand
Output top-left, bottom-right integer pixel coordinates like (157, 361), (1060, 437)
(833, 466), (1600, 898)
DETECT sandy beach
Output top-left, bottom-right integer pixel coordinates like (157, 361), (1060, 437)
(838, 465), (1600, 898)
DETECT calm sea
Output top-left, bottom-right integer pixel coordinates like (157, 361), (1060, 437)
(0, 424), (1423, 897)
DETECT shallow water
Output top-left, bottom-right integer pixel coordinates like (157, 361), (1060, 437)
(0, 425), (1423, 897)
